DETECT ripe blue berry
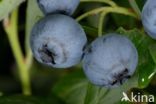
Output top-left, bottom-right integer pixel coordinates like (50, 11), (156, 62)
(30, 14), (87, 68)
(141, 0), (156, 39)
(37, 0), (80, 15)
(82, 34), (138, 87)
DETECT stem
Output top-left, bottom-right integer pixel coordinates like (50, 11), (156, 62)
(80, 0), (117, 7)
(3, 9), (31, 95)
(25, 51), (33, 69)
(128, 0), (141, 18)
(76, 6), (139, 22)
(98, 11), (108, 37)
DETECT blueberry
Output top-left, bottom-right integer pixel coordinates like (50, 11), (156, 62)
(30, 14), (87, 68)
(82, 34), (138, 87)
(141, 0), (156, 39)
(37, 0), (80, 15)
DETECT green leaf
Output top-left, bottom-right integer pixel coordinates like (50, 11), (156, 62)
(0, 0), (24, 21)
(53, 70), (88, 104)
(83, 84), (101, 104)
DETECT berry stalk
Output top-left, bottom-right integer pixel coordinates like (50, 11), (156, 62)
(3, 9), (31, 95)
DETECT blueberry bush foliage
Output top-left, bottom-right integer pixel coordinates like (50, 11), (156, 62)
(0, 0), (155, 104)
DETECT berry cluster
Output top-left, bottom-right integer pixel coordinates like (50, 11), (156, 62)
(30, 0), (138, 88)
